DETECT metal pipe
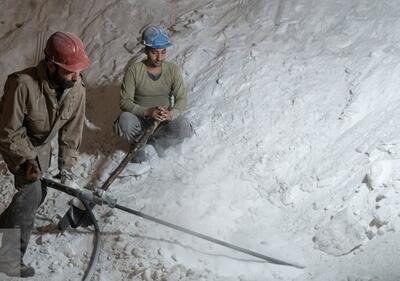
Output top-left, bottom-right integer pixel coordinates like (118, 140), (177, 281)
(115, 203), (305, 269)
(42, 178), (305, 269)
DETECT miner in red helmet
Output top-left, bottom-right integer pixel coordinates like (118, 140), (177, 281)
(0, 31), (90, 277)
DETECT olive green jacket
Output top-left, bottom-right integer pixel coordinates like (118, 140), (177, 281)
(0, 61), (85, 173)
(120, 60), (187, 120)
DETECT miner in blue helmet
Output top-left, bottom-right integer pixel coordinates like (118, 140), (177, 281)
(141, 25), (172, 49)
(113, 25), (193, 173)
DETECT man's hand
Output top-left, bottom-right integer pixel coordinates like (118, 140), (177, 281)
(158, 107), (172, 121)
(145, 106), (172, 122)
(55, 168), (74, 184)
(55, 168), (81, 189)
(24, 159), (42, 183)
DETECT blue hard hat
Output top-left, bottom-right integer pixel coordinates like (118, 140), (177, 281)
(141, 25), (172, 49)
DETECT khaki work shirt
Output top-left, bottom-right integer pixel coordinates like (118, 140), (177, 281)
(0, 60), (86, 173)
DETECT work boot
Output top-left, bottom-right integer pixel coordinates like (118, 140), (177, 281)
(0, 262), (35, 278)
(124, 161), (151, 177)
(19, 263), (35, 278)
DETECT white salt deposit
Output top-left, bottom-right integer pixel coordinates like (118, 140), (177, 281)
(1, 0), (400, 280)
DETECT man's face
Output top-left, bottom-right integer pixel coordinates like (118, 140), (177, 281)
(146, 48), (166, 67)
(48, 63), (80, 90)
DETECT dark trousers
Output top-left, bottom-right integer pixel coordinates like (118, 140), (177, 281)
(0, 171), (47, 263)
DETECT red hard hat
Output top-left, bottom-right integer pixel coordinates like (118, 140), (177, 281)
(44, 31), (90, 72)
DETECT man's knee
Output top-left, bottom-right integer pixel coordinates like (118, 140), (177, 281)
(114, 112), (139, 134)
(113, 112), (143, 142)
(0, 180), (44, 228)
(16, 181), (44, 213)
(169, 117), (193, 139)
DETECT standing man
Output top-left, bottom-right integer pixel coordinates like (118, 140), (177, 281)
(113, 25), (193, 167)
(0, 31), (90, 277)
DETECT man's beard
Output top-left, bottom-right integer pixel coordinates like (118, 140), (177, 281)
(149, 59), (162, 67)
(50, 69), (75, 91)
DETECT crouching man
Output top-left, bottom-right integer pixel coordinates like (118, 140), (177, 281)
(113, 25), (193, 171)
(0, 31), (90, 277)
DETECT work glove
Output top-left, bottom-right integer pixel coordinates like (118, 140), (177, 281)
(22, 159), (42, 183)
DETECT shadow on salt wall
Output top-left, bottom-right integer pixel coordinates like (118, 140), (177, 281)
(80, 83), (127, 156)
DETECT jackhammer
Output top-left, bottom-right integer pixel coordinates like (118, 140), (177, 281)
(42, 177), (305, 270)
